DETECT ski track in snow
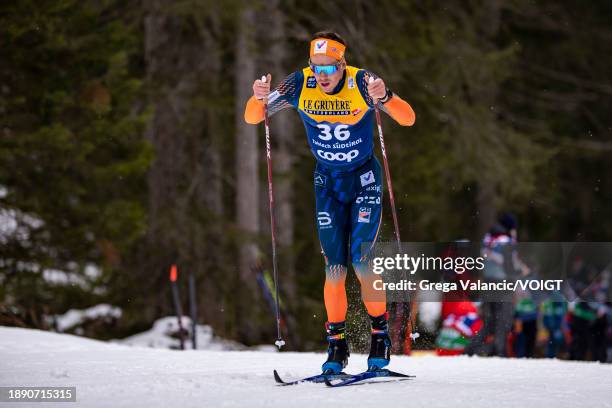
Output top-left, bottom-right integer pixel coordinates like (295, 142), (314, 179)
(1, 327), (611, 408)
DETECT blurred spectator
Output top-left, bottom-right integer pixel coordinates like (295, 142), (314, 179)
(466, 212), (527, 357)
(512, 292), (538, 357)
(565, 260), (609, 362)
(436, 301), (482, 356)
(541, 291), (568, 358)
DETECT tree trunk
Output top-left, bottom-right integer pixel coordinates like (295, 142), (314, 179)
(235, 6), (259, 286)
(476, 0), (501, 237)
(143, 0), (226, 330)
(234, 5), (265, 343)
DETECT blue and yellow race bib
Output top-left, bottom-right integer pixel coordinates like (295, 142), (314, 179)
(297, 66), (374, 171)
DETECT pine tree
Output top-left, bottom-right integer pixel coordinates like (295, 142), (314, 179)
(0, 0), (150, 327)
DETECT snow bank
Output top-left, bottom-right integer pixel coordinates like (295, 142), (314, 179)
(54, 304), (122, 332)
(117, 316), (245, 351)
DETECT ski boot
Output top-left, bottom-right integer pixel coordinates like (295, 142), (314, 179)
(367, 312), (392, 371)
(322, 321), (350, 374)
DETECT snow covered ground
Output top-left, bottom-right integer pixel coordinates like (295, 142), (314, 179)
(1, 326), (611, 408)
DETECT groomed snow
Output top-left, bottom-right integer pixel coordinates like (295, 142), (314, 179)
(1, 326), (611, 408)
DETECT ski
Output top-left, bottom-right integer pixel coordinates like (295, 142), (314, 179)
(323, 369), (414, 387)
(273, 369), (353, 386)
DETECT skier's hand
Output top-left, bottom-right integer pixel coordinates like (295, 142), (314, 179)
(367, 77), (387, 101)
(253, 74), (272, 101)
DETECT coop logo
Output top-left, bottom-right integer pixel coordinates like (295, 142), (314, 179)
(317, 149), (359, 162)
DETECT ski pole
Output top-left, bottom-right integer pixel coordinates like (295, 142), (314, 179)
(369, 78), (418, 345)
(262, 75), (285, 350)
(169, 264), (185, 350)
(369, 77), (401, 249)
(188, 272), (198, 349)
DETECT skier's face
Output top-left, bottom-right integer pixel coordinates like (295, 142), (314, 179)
(310, 54), (345, 93)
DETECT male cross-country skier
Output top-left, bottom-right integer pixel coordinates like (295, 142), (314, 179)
(244, 31), (415, 374)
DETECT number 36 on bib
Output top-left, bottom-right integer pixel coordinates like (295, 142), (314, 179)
(317, 124), (350, 141)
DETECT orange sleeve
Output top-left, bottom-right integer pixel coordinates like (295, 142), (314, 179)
(244, 95), (265, 124)
(383, 95), (415, 126)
